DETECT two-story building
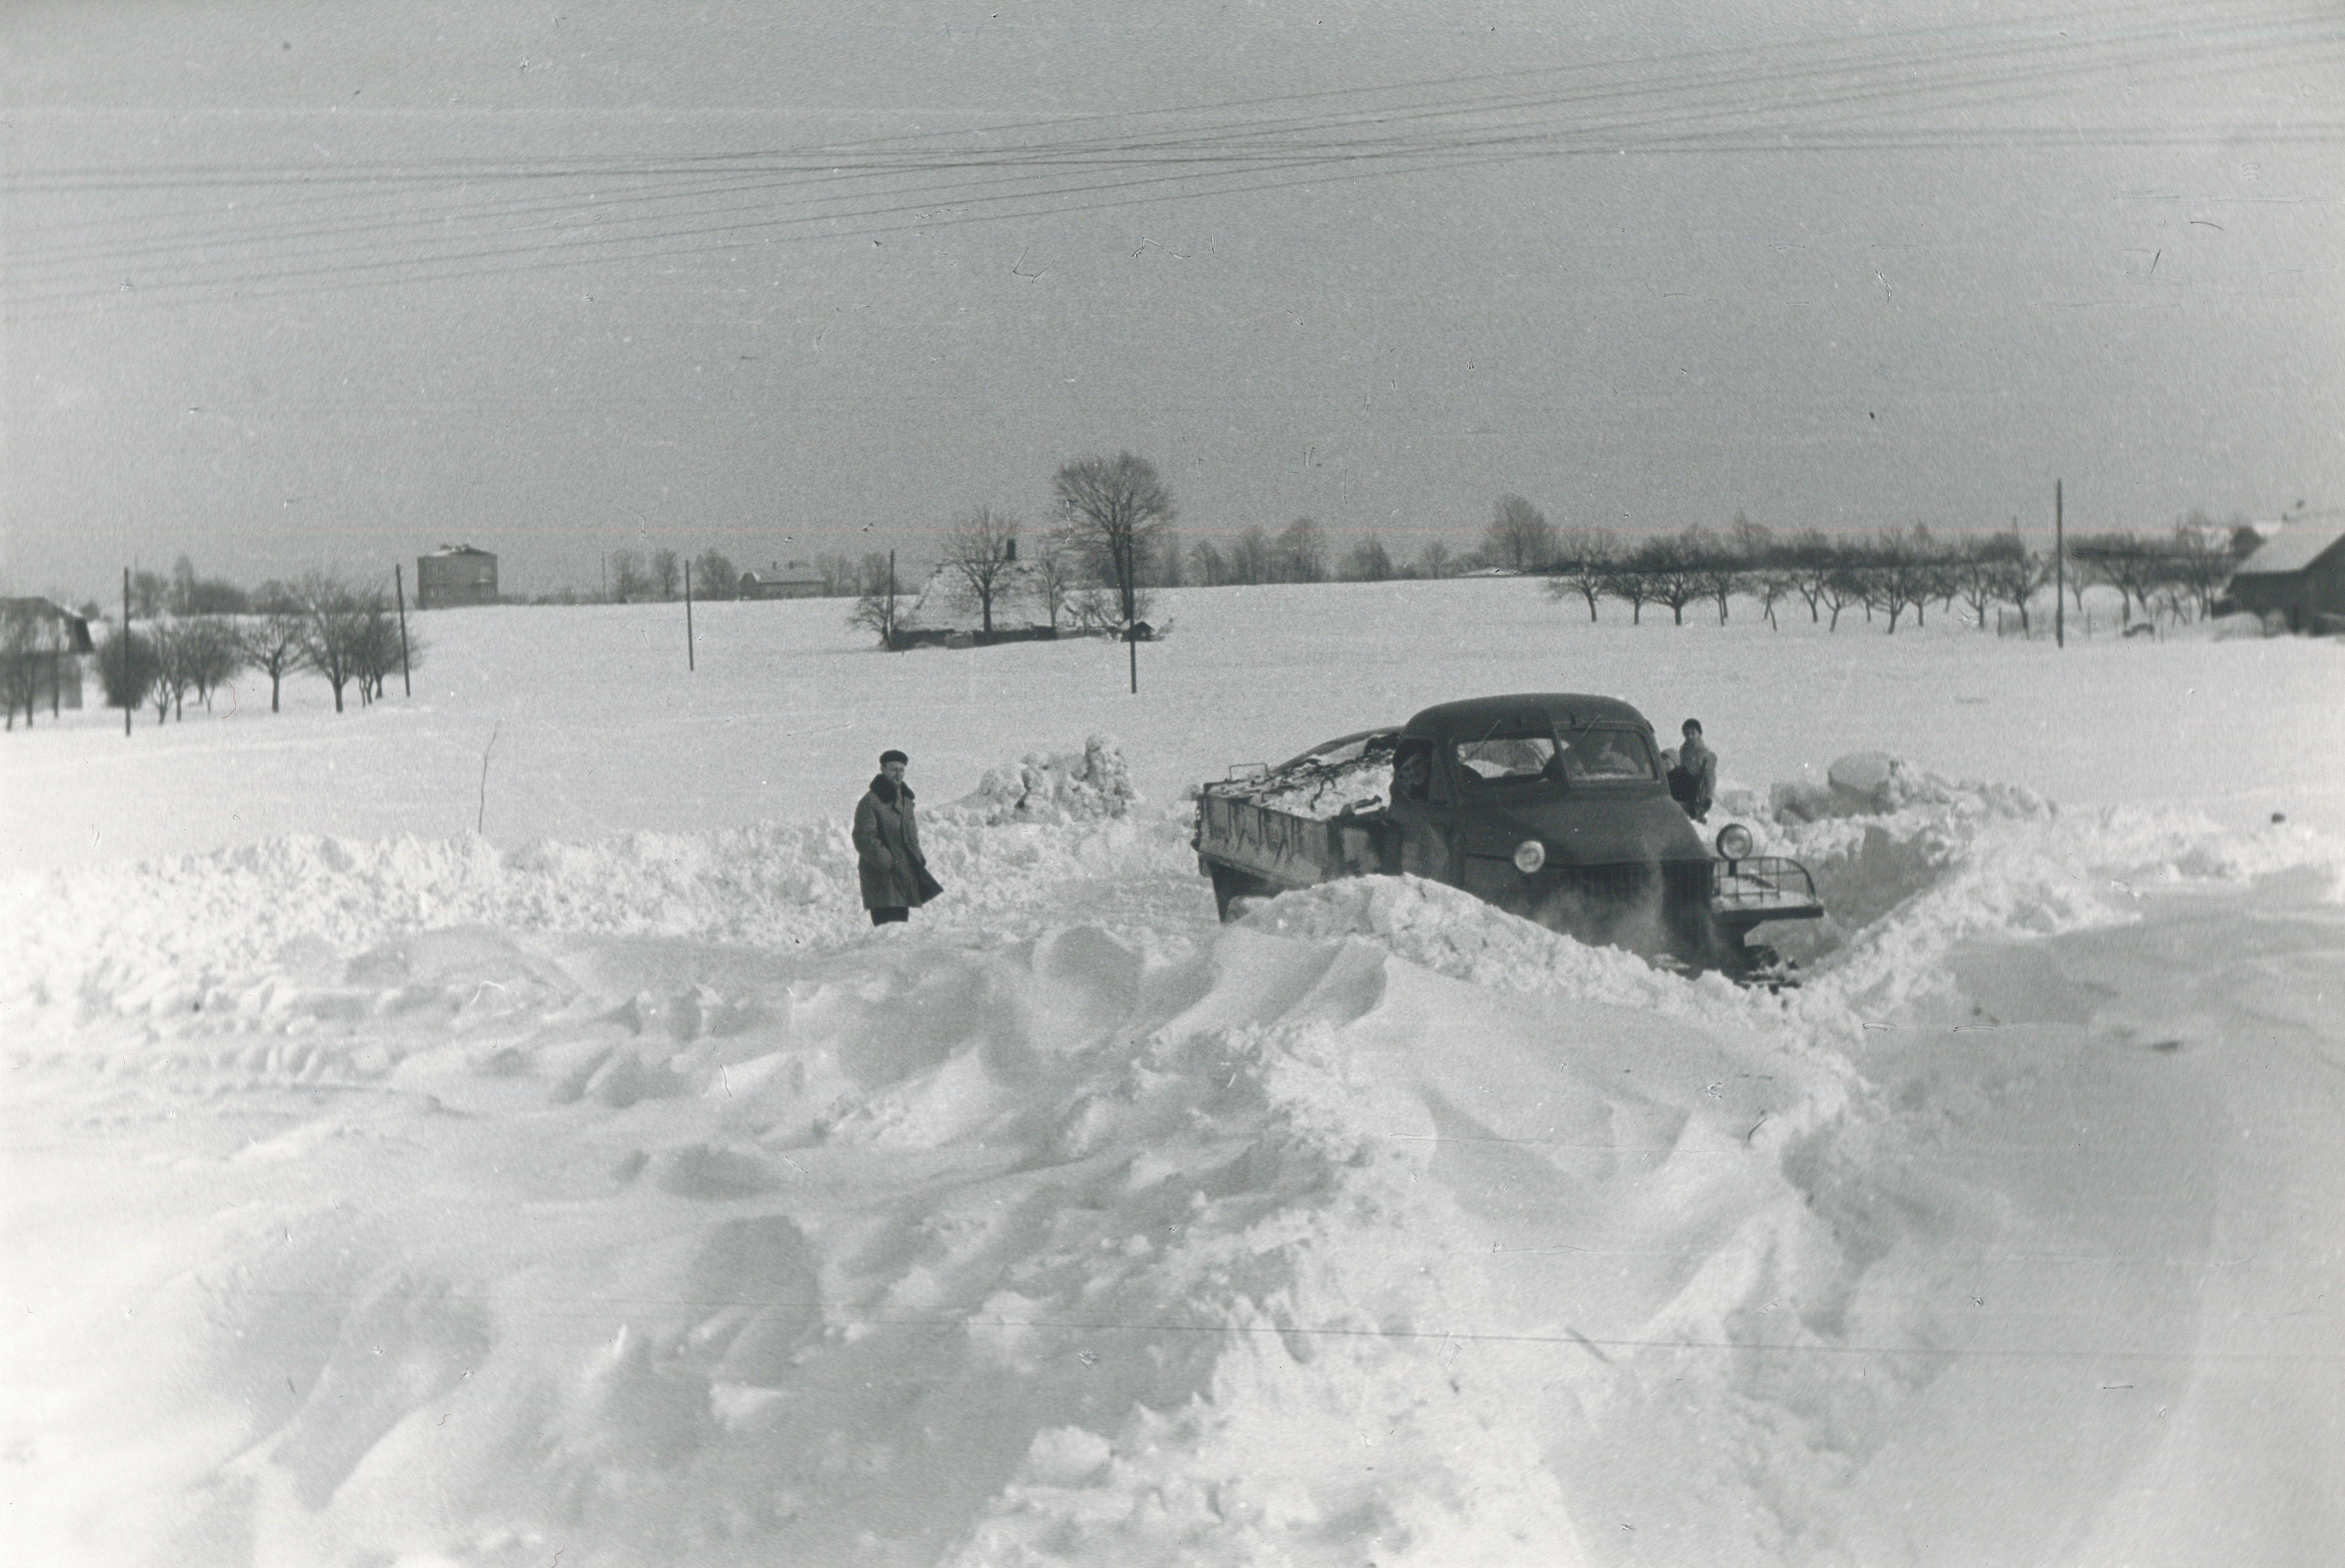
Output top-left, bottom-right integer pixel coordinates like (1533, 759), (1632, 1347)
(416, 545), (499, 608)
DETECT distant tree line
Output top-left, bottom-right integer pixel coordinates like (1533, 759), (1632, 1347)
(1531, 513), (2253, 633)
(88, 565), (424, 726)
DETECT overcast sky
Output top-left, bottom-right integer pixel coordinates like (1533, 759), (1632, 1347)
(4, 0), (2340, 600)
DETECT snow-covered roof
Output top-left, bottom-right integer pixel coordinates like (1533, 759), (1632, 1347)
(744, 562), (824, 584)
(0, 596), (96, 653)
(2232, 526), (2345, 576)
(423, 543), (495, 559)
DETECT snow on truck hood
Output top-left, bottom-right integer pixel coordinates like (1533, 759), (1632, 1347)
(4, 740), (2341, 1568)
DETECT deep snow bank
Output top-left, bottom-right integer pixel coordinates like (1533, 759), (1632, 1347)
(5, 742), (2341, 1567)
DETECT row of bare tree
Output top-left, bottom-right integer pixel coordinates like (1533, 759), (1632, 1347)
(1535, 519), (2245, 632)
(96, 573), (421, 724)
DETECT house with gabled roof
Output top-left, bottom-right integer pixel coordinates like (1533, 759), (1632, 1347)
(2225, 524), (2345, 632)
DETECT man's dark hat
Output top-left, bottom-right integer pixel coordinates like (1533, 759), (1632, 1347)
(880, 749), (910, 766)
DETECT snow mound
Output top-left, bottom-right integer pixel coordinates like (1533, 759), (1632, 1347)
(0, 743), (1189, 1039)
(1238, 874), (1766, 1024)
(1764, 750), (2054, 824)
(949, 735), (1138, 825)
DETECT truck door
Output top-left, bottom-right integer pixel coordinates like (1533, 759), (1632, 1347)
(1382, 738), (1455, 883)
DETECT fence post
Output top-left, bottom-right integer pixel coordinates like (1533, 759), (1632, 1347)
(2054, 479), (2065, 649)
(684, 560), (696, 671)
(394, 564), (413, 697)
(121, 567), (132, 736)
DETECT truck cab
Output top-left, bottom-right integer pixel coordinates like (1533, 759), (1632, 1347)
(1196, 693), (1821, 979)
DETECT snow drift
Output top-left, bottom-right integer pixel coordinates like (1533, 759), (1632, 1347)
(4, 736), (2340, 1568)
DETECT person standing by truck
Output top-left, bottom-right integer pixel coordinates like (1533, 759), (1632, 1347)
(1668, 719), (1717, 822)
(854, 749), (944, 924)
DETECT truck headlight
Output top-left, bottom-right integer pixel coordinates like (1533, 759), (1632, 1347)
(1513, 839), (1547, 874)
(1714, 824), (1754, 860)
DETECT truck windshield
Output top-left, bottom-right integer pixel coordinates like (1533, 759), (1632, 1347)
(1451, 724), (1657, 787)
(1557, 727), (1656, 782)
(1454, 734), (1557, 780)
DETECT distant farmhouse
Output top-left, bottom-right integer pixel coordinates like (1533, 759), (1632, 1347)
(739, 561), (827, 600)
(894, 544), (1065, 647)
(416, 544), (498, 608)
(2225, 525), (2345, 633)
(0, 597), (95, 724)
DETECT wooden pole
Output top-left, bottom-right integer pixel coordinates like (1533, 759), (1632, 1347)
(121, 567), (132, 735)
(684, 560), (696, 671)
(2054, 479), (2066, 649)
(394, 564), (413, 697)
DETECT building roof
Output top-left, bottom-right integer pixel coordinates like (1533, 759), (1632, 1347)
(745, 561), (825, 584)
(0, 597), (96, 654)
(423, 543), (495, 559)
(2232, 526), (2345, 577)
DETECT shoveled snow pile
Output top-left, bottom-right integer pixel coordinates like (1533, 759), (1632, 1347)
(948, 736), (1139, 827)
(0, 761), (1186, 1043)
(4, 731), (2341, 1568)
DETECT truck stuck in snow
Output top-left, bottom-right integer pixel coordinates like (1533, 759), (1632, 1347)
(1194, 693), (1823, 980)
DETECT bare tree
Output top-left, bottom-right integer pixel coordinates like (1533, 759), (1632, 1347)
(1145, 526), (1185, 587)
(1544, 527), (1617, 620)
(0, 603), (44, 730)
(1483, 494), (1558, 573)
(1276, 517), (1327, 583)
(813, 552), (859, 597)
(241, 586), (311, 712)
(849, 558), (905, 647)
(1602, 559), (1654, 624)
(350, 599), (411, 703)
(178, 616), (246, 711)
(939, 508), (1020, 634)
(98, 624), (159, 718)
(650, 548), (682, 601)
(293, 574), (379, 712)
(1186, 536), (1230, 587)
(147, 619), (188, 721)
(1341, 535), (1395, 581)
(1053, 452), (1176, 638)
(128, 569), (169, 619)
(692, 549), (741, 599)
(2165, 520), (2233, 620)
(609, 549), (647, 603)
(1685, 527), (1743, 625)
(1413, 539), (1456, 580)
(1228, 526), (1275, 584)
(1633, 535), (1704, 625)
(1030, 530), (1081, 629)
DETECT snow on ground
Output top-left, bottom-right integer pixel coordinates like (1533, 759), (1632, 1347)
(2, 581), (2341, 1567)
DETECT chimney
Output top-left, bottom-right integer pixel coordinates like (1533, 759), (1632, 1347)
(1006, 537), (1018, 562)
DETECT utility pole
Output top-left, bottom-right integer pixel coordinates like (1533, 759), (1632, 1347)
(2054, 480), (2066, 649)
(393, 564), (413, 697)
(684, 560), (696, 671)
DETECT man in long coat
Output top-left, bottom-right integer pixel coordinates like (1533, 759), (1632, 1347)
(854, 749), (944, 924)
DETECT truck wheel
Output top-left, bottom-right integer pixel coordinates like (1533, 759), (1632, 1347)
(1208, 864), (1270, 922)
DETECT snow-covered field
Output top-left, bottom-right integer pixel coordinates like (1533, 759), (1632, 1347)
(3, 579), (2341, 1567)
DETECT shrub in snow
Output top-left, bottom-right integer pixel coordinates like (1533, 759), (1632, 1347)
(953, 735), (1138, 825)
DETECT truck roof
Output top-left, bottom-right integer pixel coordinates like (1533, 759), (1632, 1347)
(1401, 693), (1653, 739)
